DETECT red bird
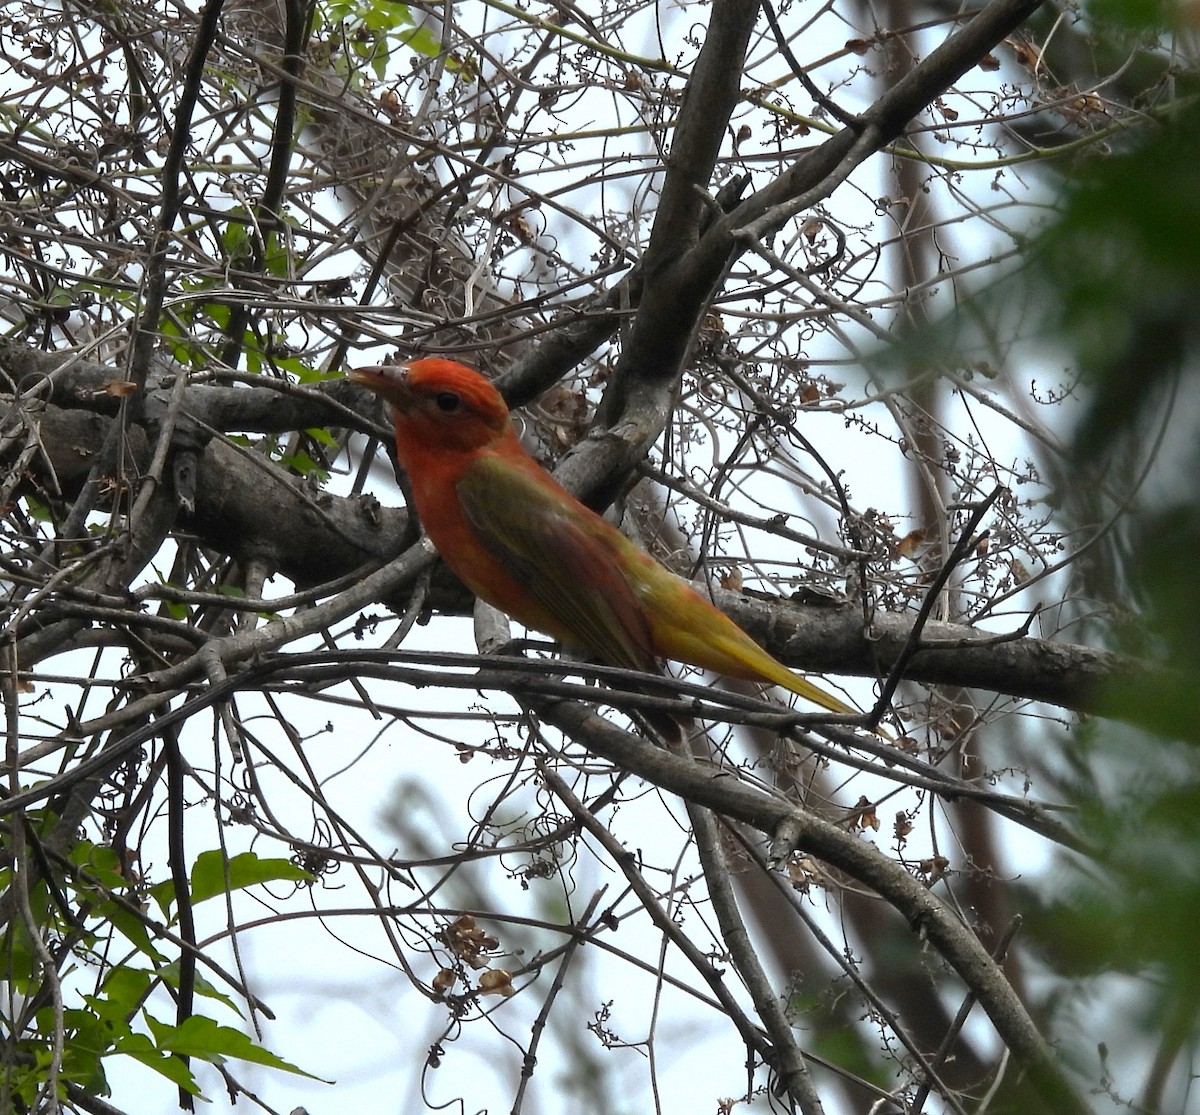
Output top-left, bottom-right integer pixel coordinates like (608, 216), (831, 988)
(349, 357), (857, 717)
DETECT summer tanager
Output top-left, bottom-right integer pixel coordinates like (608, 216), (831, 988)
(349, 357), (857, 717)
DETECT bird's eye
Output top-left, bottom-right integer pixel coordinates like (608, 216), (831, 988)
(434, 392), (461, 413)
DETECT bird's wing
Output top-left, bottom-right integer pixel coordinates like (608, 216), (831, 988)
(455, 454), (659, 675)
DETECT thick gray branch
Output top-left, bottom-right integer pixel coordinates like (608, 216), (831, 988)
(551, 0), (1049, 508)
(6, 395), (1135, 709)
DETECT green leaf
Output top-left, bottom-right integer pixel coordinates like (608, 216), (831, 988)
(21, 493), (53, 522)
(158, 960), (242, 1016)
(103, 902), (167, 964)
(201, 299), (231, 330)
(0, 921), (40, 990)
(397, 23), (442, 57)
(190, 849), (313, 905)
(56, 1007), (114, 1095)
(273, 353), (331, 382)
(245, 337), (263, 374)
(305, 425), (339, 448)
(280, 449), (329, 481)
(149, 878), (176, 919)
(163, 599), (189, 621)
(90, 966), (154, 1023)
(113, 1030), (201, 1095)
(145, 1014), (326, 1080)
(69, 843), (166, 961)
(219, 213), (256, 268)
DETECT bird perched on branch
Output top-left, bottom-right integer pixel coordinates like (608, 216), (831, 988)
(349, 357), (858, 718)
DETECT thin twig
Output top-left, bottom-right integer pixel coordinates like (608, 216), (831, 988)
(510, 890), (604, 1115)
(691, 803), (827, 1114)
(762, 0), (859, 127)
(742, 833), (969, 1115)
(539, 763), (776, 1066)
(869, 487), (1004, 726)
(909, 916), (1024, 1115)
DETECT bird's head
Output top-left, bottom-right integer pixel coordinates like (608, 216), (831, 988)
(349, 358), (511, 455)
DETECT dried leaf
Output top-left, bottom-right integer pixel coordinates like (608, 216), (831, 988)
(849, 795), (879, 831)
(379, 88), (404, 120)
(918, 855), (950, 882)
(894, 528), (926, 559)
(787, 856), (823, 893)
(1006, 36), (1041, 69)
(478, 969), (515, 997)
(441, 914), (499, 968)
(1066, 92), (1106, 119)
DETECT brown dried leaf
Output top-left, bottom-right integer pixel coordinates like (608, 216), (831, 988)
(918, 855), (950, 882)
(441, 914), (499, 968)
(478, 969), (515, 998)
(379, 88), (404, 120)
(787, 856), (823, 893)
(1066, 92), (1106, 118)
(1006, 36), (1041, 69)
(894, 528), (926, 559)
(849, 795), (879, 831)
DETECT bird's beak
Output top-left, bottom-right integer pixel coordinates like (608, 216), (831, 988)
(348, 363), (406, 389)
(347, 364), (414, 406)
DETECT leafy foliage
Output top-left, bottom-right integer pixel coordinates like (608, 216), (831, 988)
(1009, 85), (1200, 1111)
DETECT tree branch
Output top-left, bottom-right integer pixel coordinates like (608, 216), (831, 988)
(547, 0), (1050, 511)
(3, 389), (1137, 708)
(529, 697), (1090, 1115)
